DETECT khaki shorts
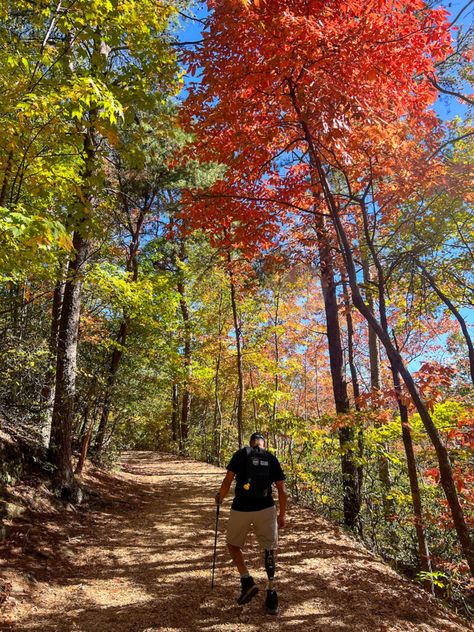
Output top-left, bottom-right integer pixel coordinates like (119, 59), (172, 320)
(226, 506), (278, 550)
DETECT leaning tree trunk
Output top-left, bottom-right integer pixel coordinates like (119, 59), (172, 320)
(373, 255), (433, 588)
(364, 240), (433, 587)
(310, 143), (474, 575)
(345, 209), (474, 574)
(394, 366), (434, 591)
(290, 83), (474, 571)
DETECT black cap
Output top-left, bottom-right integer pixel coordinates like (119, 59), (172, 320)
(250, 432), (265, 443)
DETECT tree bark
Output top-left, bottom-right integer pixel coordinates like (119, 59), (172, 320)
(49, 227), (90, 495)
(272, 283), (281, 433)
(171, 382), (179, 445)
(212, 291), (224, 465)
(341, 273), (364, 503)
(39, 272), (65, 446)
(228, 253), (244, 449)
(0, 151), (13, 207)
(312, 199), (360, 528)
(75, 423), (93, 477)
(177, 240), (192, 453)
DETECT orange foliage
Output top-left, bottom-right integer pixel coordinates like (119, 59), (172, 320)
(182, 0), (452, 253)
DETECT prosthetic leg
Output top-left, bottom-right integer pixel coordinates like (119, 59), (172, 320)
(264, 550), (278, 614)
(265, 550), (275, 589)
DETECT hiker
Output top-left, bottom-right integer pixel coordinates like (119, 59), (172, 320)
(215, 432), (287, 615)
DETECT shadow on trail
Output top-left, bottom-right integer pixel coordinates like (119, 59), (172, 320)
(5, 452), (469, 632)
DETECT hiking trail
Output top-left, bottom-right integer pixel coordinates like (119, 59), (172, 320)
(1, 452), (471, 632)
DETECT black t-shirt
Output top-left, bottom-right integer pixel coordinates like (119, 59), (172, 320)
(227, 447), (285, 512)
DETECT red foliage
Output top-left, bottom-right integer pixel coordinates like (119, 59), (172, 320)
(447, 416), (474, 451)
(414, 362), (455, 410)
(181, 0), (452, 253)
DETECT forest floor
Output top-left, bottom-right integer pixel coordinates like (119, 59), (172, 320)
(0, 451), (472, 632)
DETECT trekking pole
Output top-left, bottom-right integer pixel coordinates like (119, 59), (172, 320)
(211, 503), (220, 588)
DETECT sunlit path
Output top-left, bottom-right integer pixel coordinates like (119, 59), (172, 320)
(3, 452), (470, 632)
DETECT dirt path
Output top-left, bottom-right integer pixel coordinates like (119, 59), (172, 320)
(1, 452), (471, 632)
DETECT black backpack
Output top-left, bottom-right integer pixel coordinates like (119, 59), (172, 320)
(240, 447), (271, 499)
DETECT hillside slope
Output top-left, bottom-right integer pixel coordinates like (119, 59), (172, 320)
(1, 452), (471, 632)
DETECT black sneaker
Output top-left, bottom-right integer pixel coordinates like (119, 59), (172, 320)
(265, 589), (278, 615)
(237, 575), (259, 605)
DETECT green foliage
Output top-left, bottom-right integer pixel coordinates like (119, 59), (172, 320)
(0, 206), (70, 281)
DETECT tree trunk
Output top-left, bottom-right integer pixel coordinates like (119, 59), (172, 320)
(303, 128), (474, 574)
(313, 201), (360, 528)
(94, 199), (146, 459)
(49, 229), (89, 495)
(248, 367), (259, 429)
(228, 254), (244, 449)
(48, 106), (98, 495)
(178, 301), (191, 449)
(272, 284), (281, 433)
(171, 382), (179, 445)
(212, 291), (224, 465)
(0, 150), (13, 206)
(177, 240), (192, 453)
(75, 423), (93, 477)
(341, 273), (364, 504)
(38, 274), (65, 446)
(394, 367), (433, 591)
(361, 259), (395, 519)
(372, 255), (431, 581)
(94, 319), (128, 458)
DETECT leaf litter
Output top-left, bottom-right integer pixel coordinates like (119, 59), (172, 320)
(0, 452), (471, 632)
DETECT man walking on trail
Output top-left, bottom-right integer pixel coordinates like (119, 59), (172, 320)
(215, 432), (287, 615)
